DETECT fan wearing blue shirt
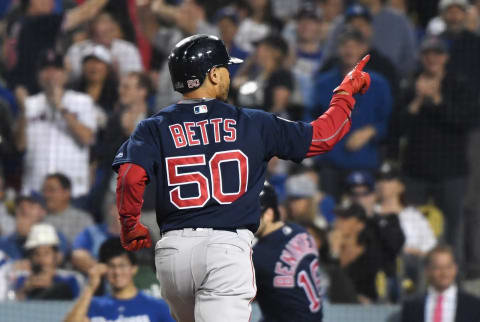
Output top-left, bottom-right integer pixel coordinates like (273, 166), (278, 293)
(65, 238), (174, 322)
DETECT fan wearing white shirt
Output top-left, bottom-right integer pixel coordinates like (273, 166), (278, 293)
(401, 245), (480, 322)
(14, 49), (97, 198)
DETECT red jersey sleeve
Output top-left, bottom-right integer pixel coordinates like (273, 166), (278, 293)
(306, 94), (355, 157)
(116, 163), (148, 225)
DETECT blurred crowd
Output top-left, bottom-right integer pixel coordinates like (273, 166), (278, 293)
(0, 0), (479, 312)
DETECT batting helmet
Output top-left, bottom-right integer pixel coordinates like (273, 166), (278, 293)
(168, 34), (243, 93)
(260, 183), (278, 212)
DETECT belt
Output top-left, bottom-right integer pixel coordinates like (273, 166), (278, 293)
(160, 227), (244, 236)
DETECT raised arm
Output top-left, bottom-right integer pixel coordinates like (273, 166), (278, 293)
(64, 264), (107, 322)
(64, 0), (109, 31)
(306, 55), (371, 157)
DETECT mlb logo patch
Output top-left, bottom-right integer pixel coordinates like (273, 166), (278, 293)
(194, 105), (208, 114)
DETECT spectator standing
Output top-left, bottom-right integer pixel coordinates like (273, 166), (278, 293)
(309, 31), (392, 198)
(4, 0), (108, 93)
(65, 238), (174, 322)
(14, 50), (97, 198)
(399, 37), (477, 256)
(65, 11), (143, 81)
(321, 0), (417, 76)
(13, 223), (83, 300)
(401, 245), (480, 322)
(42, 173), (94, 245)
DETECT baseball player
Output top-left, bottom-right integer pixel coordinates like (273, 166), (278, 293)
(113, 34), (370, 322)
(254, 183), (323, 322)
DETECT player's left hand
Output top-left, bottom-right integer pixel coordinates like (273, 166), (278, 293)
(119, 217), (153, 251)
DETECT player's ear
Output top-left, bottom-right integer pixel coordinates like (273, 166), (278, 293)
(208, 67), (220, 85)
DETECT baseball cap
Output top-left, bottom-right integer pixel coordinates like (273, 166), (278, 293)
(345, 171), (375, 193)
(420, 37), (448, 54)
(439, 0), (468, 11)
(25, 223), (60, 250)
(15, 191), (46, 209)
(335, 202), (367, 222)
(285, 174), (317, 199)
(37, 49), (64, 71)
(82, 44), (113, 65)
(254, 35), (289, 57)
(214, 6), (240, 25)
(345, 4), (372, 22)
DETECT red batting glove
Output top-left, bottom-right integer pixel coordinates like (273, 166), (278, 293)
(334, 54), (371, 95)
(119, 215), (152, 251)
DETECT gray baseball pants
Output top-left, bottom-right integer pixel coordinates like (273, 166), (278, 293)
(155, 228), (256, 322)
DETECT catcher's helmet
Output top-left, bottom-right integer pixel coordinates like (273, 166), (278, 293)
(168, 34), (243, 93)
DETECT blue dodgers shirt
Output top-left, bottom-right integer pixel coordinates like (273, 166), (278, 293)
(88, 291), (175, 322)
(113, 99), (313, 233)
(253, 223), (323, 322)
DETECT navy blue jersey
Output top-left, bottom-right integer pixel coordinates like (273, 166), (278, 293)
(253, 223), (323, 322)
(112, 99), (312, 232)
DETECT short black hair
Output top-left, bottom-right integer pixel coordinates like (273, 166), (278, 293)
(45, 173), (71, 191)
(99, 237), (137, 265)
